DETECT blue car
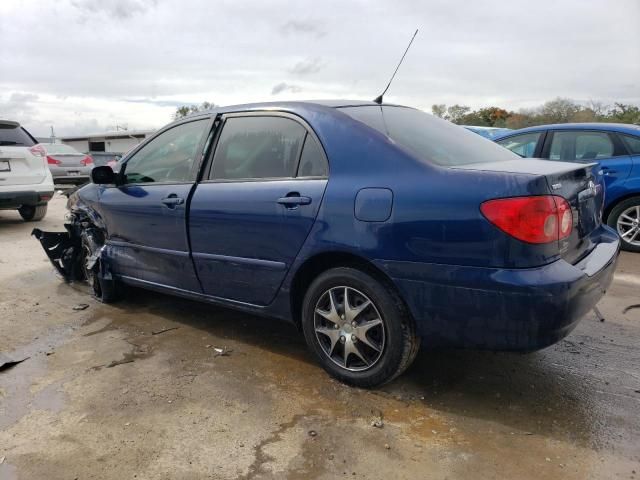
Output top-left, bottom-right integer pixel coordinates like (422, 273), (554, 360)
(495, 123), (640, 252)
(33, 101), (619, 387)
(463, 125), (512, 139)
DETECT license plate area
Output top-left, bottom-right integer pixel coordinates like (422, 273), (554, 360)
(0, 160), (10, 172)
(68, 171), (81, 176)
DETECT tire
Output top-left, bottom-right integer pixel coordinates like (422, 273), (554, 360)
(80, 230), (121, 303)
(301, 267), (420, 388)
(607, 197), (640, 253)
(18, 204), (48, 221)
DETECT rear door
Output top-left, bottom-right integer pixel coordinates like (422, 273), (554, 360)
(541, 130), (632, 197)
(0, 121), (46, 185)
(94, 118), (212, 291)
(189, 112), (329, 305)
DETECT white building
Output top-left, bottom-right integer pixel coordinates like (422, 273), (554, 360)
(60, 129), (155, 155)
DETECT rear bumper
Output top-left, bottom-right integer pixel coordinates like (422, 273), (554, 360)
(0, 189), (54, 209)
(50, 166), (92, 183)
(375, 226), (620, 351)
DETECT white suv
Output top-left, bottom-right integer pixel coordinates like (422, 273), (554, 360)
(0, 120), (54, 221)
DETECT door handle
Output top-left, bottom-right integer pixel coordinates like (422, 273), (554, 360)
(277, 193), (311, 208)
(161, 194), (184, 208)
(601, 167), (616, 176)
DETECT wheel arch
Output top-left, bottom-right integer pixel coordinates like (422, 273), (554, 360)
(289, 250), (406, 328)
(604, 192), (640, 222)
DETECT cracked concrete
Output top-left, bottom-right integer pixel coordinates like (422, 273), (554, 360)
(1, 194), (639, 479)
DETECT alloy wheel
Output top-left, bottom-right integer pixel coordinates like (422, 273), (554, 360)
(616, 205), (640, 247)
(314, 286), (386, 372)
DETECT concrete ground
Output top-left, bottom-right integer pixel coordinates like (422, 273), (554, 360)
(1, 193), (639, 480)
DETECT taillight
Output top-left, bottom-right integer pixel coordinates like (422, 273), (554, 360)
(29, 144), (46, 157)
(480, 195), (573, 244)
(46, 156), (62, 166)
(80, 155), (94, 166)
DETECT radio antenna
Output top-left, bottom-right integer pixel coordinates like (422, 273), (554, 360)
(373, 29), (419, 105)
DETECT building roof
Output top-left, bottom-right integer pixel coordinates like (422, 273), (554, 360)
(60, 129), (156, 141)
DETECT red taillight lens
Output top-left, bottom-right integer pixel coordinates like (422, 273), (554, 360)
(46, 156), (62, 166)
(29, 144), (46, 157)
(480, 195), (573, 244)
(80, 155), (94, 166)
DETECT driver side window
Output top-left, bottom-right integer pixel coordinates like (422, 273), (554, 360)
(123, 119), (209, 184)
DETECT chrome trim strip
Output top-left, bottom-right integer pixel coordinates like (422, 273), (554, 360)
(191, 251), (286, 271)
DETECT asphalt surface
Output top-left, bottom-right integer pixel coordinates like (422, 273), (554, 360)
(1, 193), (639, 480)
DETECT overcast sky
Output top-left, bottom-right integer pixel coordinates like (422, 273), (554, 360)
(1, 0), (638, 137)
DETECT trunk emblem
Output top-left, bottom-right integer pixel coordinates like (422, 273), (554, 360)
(551, 183), (562, 190)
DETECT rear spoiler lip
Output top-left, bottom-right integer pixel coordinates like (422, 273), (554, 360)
(451, 159), (598, 176)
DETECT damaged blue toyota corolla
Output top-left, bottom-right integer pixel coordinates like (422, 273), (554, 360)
(33, 100), (620, 387)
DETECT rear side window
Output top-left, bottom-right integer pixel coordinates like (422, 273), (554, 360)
(211, 116), (306, 180)
(496, 132), (541, 157)
(340, 106), (518, 166)
(297, 135), (328, 177)
(549, 131), (614, 161)
(0, 124), (36, 147)
(621, 134), (640, 154)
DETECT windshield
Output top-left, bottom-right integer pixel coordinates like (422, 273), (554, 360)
(44, 143), (81, 154)
(340, 106), (519, 166)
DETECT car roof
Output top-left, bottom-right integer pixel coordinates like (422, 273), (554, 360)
(494, 122), (640, 140)
(181, 99), (408, 120)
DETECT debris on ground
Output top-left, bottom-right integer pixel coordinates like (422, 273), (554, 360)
(0, 456), (5, 464)
(623, 304), (640, 314)
(593, 306), (605, 322)
(308, 430), (317, 437)
(384, 444), (390, 450)
(106, 358), (135, 368)
(371, 419), (384, 428)
(72, 303), (90, 311)
(151, 327), (179, 335)
(0, 354), (29, 373)
(213, 347), (233, 357)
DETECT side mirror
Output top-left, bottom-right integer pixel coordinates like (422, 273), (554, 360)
(91, 165), (117, 185)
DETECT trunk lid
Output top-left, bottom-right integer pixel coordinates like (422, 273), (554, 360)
(455, 159), (604, 264)
(0, 146), (47, 185)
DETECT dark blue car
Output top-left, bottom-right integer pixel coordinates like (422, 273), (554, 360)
(495, 123), (640, 252)
(34, 101), (619, 387)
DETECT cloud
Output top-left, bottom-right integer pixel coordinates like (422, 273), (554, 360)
(0, 92), (39, 120)
(290, 57), (324, 75)
(71, 0), (158, 20)
(271, 83), (303, 95)
(280, 19), (326, 38)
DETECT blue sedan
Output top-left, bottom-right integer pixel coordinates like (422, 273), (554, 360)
(495, 123), (640, 252)
(33, 101), (619, 387)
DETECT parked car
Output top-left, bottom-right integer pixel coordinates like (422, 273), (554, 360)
(495, 123), (640, 252)
(0, 120), (54, 221)
(463, 126), (512, 139)
(41, 143), (94, 184)
(33, 101), (619, 387)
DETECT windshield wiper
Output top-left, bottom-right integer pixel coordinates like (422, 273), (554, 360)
(0, 141), (25, 146)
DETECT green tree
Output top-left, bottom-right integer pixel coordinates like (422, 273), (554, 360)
(431, 104), (447, 118)
(174, 101), (217, 119)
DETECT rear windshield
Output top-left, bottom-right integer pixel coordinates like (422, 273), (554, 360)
(44, 143), (80, 154)
(0, 123), (36, 147)
(340, 106), (518, 166)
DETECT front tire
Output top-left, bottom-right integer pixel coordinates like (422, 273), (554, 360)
(301, 267), (420, 388)
(18, 204), (48, 221)
(80, 230), (121, 303)
(607, 197), (640, 252)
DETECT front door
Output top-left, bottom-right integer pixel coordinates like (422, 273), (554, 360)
(95, 118), (212, 291)
(189, 113), (329, 305)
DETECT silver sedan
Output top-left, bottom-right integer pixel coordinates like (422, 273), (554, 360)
(42, 143), (93, 184)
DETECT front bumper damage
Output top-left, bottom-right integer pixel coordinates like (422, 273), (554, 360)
(32, 226), (82, 281)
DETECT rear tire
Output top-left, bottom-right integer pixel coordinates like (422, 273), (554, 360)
(607, 197), (640, 252)
(18, 204), (48, 221)
(301, 267), (420, 388)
